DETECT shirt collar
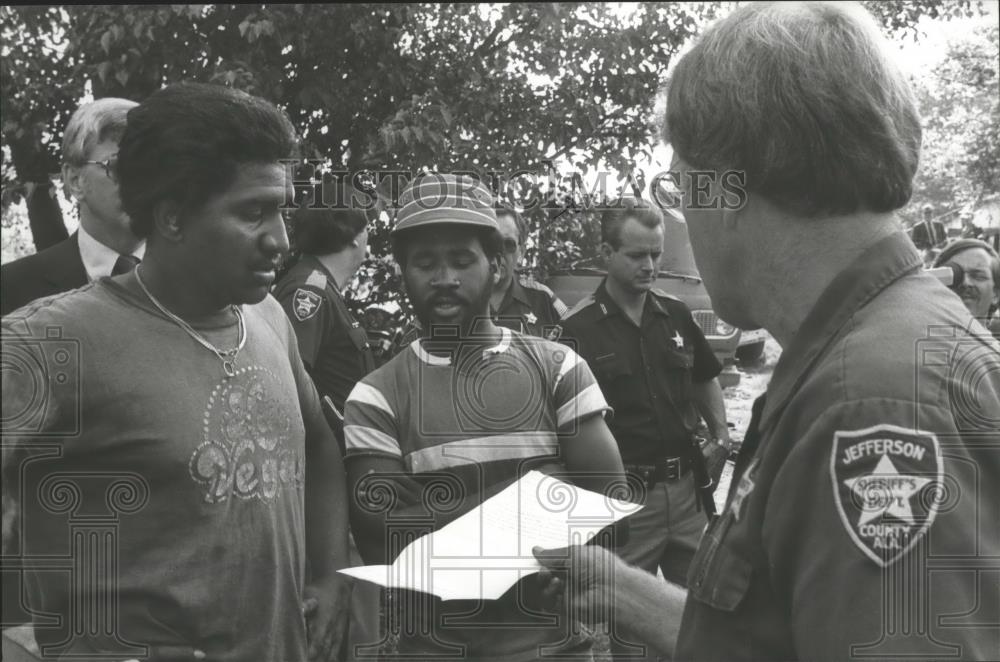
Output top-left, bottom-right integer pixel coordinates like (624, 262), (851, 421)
(410, 326), (512, 365)
(594, 279), (670, 320)
(77, 223), (145, 282)
(492, 277), (530, 316)
(760, 231), (922, 431)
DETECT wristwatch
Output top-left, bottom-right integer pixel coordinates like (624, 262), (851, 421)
(703, 435), (732, 454)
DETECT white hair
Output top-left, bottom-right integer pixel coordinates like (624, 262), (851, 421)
(61, 97), (137, 165)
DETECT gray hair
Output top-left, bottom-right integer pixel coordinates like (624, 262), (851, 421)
(663, 1), (921, 218)
(62, 97), (138, 165)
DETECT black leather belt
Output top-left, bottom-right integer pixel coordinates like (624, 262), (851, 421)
(625, 456), (691, 487)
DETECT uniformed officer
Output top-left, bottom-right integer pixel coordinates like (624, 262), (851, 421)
(274, 182), (376, 414)
(272, 181), (378, 662)
(559, 197), (731, 661)
(533, 3), (1000, 660)
(491, 204), (568, 338)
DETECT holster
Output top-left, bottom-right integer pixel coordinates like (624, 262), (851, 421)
(687, 435), (718, 520)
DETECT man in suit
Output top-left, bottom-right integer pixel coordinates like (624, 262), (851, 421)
(909, 203), (947, 264)
(1, 97), (142, 315)
(0, 97), (142, 638)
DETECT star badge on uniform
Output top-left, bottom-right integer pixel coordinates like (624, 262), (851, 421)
(831, 424), (942, 567)
(672, 331), (684, 348)
(293, 288), (322, 321)
(525, 312), (538, 325)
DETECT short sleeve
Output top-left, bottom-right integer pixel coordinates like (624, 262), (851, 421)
(686, 309), (722, 383)
(550, 344), (611, 431)
(550, 292), (568, 320)
(275, 284), (328, 368)
(343, 377), (403, 461)
(763, 397), (1000, 660)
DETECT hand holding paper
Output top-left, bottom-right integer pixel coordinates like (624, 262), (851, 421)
(340, 470), (640, 601)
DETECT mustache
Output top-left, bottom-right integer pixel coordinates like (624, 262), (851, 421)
(427, 292), (468, 306)
(957, 285), (980, 300)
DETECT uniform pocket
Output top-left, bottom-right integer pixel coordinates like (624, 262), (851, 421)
(594, 354), (631, 380)
(663, 346), (694, 369)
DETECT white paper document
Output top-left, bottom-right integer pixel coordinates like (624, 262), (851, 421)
(339, 470), (641, 601)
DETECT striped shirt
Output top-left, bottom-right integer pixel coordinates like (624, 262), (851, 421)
(344, 326), (609, 657)
(345, 326), (608, 478)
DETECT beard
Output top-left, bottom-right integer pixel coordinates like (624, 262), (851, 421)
(411, 284), (494, 338)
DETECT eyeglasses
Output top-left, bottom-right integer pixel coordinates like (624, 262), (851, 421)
(82, 155), (118, 183)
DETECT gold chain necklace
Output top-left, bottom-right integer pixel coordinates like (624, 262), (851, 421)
(135, 266), (246, 378)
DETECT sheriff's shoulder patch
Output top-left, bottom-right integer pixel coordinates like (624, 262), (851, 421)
(293, 288), (323, 321)
(830, 424), (942, 567)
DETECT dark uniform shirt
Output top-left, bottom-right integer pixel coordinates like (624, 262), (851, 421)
(493, 276), (568, 338)
(389, 276), (569, 354)
(676, 232), (1000, 661)
(559, 280), (722, 463)
(273, 254), (375, 412)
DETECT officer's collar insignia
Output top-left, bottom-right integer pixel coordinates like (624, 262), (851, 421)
(545, 325), (562, 342)
(525, 311), (538, 325)
(831, 424), (942, 567)
(729, 456), (758, 521)
(293, 288), (323, 321)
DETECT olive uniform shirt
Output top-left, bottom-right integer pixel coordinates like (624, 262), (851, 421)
(273, 254), (375, 412)
(559, 280), (722, 463)
(676, 232), (1000, 660)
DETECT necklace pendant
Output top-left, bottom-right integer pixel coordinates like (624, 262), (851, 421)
(223, 359), (236, 378)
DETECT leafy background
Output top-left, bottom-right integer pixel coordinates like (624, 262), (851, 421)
(2, 2), (996, 338)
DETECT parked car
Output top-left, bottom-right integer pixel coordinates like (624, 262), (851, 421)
(545, 211), (748, 386)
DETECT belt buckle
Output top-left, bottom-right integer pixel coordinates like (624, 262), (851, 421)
(664, 457), (681, 481)
(627, 466), (655, 491)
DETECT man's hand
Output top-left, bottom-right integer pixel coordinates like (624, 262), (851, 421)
(532, 544), (626, 627)
(701, 438), (730, 488)
(535, 544), (689, 658)
(303, 575), (352, 662)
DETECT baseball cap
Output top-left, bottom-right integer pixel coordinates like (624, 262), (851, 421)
(392, 173), (498, 234)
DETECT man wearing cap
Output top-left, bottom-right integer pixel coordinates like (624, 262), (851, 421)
(533, 3), (1000, 661)
(2, 98), (143, 316)
(389, 204), (569, 352)
(343, 173), (625, 661)
(933, 238), (1000, 337)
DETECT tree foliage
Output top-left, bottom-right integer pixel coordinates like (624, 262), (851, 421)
(0, 1), (988, 331)
(906, 22), (1000, 224)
